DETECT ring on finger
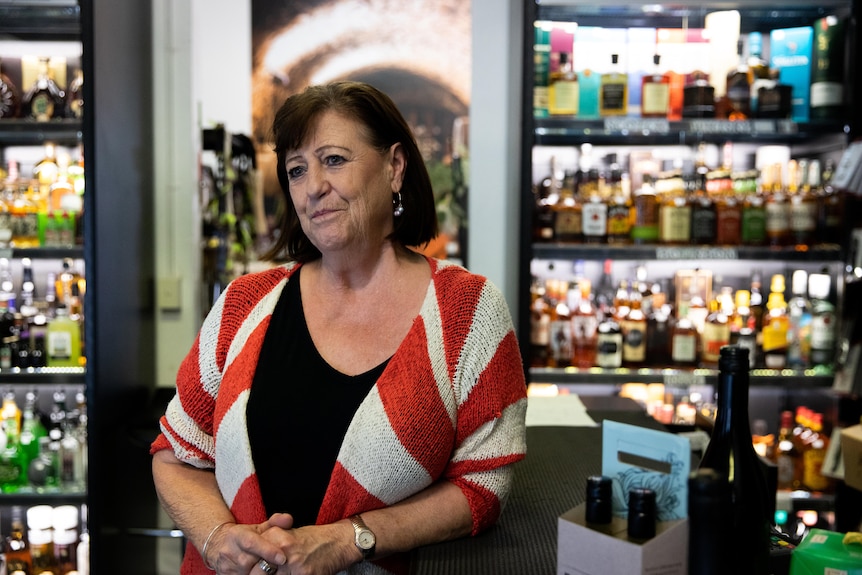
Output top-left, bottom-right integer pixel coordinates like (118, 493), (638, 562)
(258, 558), (277, 575)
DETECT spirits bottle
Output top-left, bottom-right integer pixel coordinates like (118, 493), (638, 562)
(571, 279), (598, 368)
(762, 275), (789, 369)
(606, 192), (632, 244)
(599, 54), (628, 116)
(53, 505), (80, 574)
(682, 71), (715, 119)
(814, 159), (844, 245)
(724, 40), (751, 120)
(0, 57), (21, 119)
(548, 282), (573, 368)
(621, 291), (647, 367)
(552, 171), (582, 242)
(529, 278), (551, 368)
(548, 52), (579, 116)
(640, 54), (670, 118)
(0, 399), (25, 493)
(689, 187), (717, 245)
(701, 295), (731, 366)
(746, 32), (772, 113)
(8, 178), (40, 248)
(774, 410), (800, 490)
(27, 504), (59, 575)
(741, 189), (767, 246)
(578, 67), (600, 119)
(698, 346), (771, 574)
(66, 68), (84, 119)
(729, 289), (752, 340)
(5, 507), (33, 573)
(808, 273), (836, 370)
(533, 157), (561, 242)
(22, 57), (66, 121)
(594, 259), (616, 318)
(688, 469), (733, 575)
(595, 315), (623, 369)
(789, 162), (818, 248)
(645, 292), (671, 367)
(46, 304), (81, 368)
(631, 174), (659, 244)
(786, 270), (812, 369)
(810, 16), (846, 121)
(581, 194), (608, 244)
(763, 164), (790, 247)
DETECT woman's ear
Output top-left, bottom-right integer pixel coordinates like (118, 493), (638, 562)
(388, 143), (407, 192)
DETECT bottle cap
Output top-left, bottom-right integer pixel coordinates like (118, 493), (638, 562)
(585, 475), (613, 524)
(792, 270), (808, 296)
(808, 273), (831, 300)
(770, 274), (785, 294)
(627, 488), (657, 540)
(718, 345), (749, 372)
(53, 505), (79, 530)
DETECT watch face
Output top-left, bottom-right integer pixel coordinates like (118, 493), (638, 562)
(357, 530), (375, 549)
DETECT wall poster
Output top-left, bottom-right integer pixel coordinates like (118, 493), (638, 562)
(251, 0), (472, 264)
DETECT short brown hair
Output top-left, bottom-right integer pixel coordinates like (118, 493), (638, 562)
(263, 81), (438, 263)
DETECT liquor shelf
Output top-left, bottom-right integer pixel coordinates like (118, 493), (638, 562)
(531, 242), (845, 262)
(0, 119), (83, 147)
(530, 366), (836, 388)
(0, 491), (86, 506)
(0, 247), (84, 260)
(0, 2), (81, 41)
(534, 117), (850, 146)
(0, 367), (85, 385)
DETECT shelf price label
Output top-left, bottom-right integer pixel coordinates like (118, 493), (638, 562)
(604, 118), (670, 135)
(655, 247), (738, 260)
(687, 119), (777, 135)
(663, 371), (706, 388)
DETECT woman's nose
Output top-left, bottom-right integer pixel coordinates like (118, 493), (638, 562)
(306, 163), (330, 196)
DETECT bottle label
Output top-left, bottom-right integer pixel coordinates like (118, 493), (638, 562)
(659, 205), (691, 242)
(790, 199), (817, 233)
(607, 204), (632, 238)
(554, 210), (582, 239)
(810, 313), (836, 350)
(690, 205), (716, 242)
(596, 333), (623, 367)
(621, 320), (646, 362)
(741, 206), (766, 243)
(765, 201), (790, 232)
(642, 82), (670, 115)
(762, 318), (788, 353)
(671, 333), (697, 362)
(549, 80), (579, 115)
(716, 206), (741, 244)
(701, 322), (730, 362)
(600, 82), (626, 113)
(582, 203), (608, 237)
(549, 319), (572, 366)
(810, 82), (843, 107)
(47, 330), (72, 360)
(572, 314), (598, 342)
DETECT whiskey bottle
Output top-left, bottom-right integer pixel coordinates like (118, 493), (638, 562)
(775, 410), (801, 490)
(810, 16), (846, 121)
(631, 174), (659, 244)
(788, 160), (818, 248)
(740, 188), (767, 246)
(620, 291), (647, 367)
(599, 54), (628, 117)
(715, 191), (742, 245)
(529, 278), (551, 368)
(682, 71), (715, 119)
(581, 194), (608, 244)
(28, 504), (60, 575)
(606, 193), (632, 244)
(595, 315), (623, 369)
(5, 507), (33, 573)
(645, 290), (671, 367)
(670, 315), (699, 367)
(761, 275), (789, 369)
(763, 164), (790, 247)
(724, 41), (751, 120)
(548, 282), (573, 368)
(689, 185), (717, 245)
(640, 54), (670, 118)
(548, 52), (579, 116)
(533, 157), (561, 242)
(814, 159), (844, 245)
(701, 294), (731, 366)
(746, 32), (772, 113)
(786, 269), (812, 369)
(66, 68), (84, 119)
(22, 57), (66, 121)
(0, 57), (21, 119)
(808, 273), (836, 370)
(552, 171), (582, 242)
(571, 280), (598, 368)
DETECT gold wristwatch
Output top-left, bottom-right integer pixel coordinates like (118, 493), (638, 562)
(349, 514), (376, 560)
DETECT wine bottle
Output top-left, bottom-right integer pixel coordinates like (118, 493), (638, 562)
(698, 346), (771, 574)
(688, 469), (733, 575)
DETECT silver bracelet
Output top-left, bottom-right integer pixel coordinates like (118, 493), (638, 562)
(202, 521), (234, 570)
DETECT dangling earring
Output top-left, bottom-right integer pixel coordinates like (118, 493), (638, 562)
(393, 192), (404, 217)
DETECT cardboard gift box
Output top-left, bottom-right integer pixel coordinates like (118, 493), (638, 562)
(789, 528), (862, 575)
(841, 423), (862, 491)
(557, 503), (688, 575)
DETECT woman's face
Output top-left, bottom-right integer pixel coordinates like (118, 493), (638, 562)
(284, 110), (405, 257)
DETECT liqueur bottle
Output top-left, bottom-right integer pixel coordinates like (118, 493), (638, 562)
(599, 54), (628, 116)
(22, 57), (66, 121)
(548, 52), (579, 116)
(698, 346), (771, 574)
(640, 54), (670, 118)
(808, 273), (836, 370)
(810, 16), (846, 121)
(0, 57), (21, 119)
(571, 280), (598, 368)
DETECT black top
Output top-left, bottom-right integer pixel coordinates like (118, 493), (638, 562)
(247, 269), (386, 526)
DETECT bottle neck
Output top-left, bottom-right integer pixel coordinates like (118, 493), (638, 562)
(712, 368), (752, 438)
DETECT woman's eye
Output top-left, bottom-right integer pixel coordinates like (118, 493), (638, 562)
(324, 155), (346, 166)
(286, 165), (306, 180)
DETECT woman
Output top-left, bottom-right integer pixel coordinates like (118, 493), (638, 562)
(151, 81), (527, 575)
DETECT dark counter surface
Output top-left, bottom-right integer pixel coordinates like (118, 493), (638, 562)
(410, 396), (664, 575)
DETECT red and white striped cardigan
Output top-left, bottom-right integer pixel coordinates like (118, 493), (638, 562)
(151, 257), (528, 574)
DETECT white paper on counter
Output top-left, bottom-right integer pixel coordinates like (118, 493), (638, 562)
(525, 395), (597, 427)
